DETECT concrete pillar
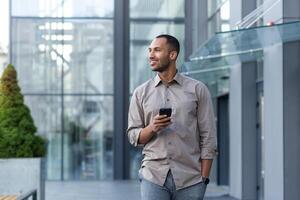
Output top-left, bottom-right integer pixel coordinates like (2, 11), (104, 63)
(229, 62), (257, 200)
(229, 64), (242, 198)
(282, 41), (300, 200)
(263, 44), (284, 200)
(263, 0), (300, 199)
(188, 0), (208, 54)
(229, 0), (257, 199)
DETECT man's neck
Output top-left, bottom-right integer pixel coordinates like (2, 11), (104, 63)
(158, 65), (177, 84)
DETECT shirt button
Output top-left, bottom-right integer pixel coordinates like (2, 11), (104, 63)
(168, 142), (172, 145)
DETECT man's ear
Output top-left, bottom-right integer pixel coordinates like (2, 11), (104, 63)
(169, 51), (177, 61)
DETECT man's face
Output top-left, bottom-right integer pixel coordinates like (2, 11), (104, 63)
(148, 38), (173, 72)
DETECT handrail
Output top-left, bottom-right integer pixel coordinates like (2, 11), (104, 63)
(235, 0), (281, 29)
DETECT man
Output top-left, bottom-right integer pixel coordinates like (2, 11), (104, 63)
(127, 34), (217, 200)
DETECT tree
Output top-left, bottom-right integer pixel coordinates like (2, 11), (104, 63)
(0, 64), (46, 158)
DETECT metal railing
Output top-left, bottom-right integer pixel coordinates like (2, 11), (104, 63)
(235, 0), (281, 29)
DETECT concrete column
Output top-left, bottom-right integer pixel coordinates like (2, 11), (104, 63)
(241, 62), (257, 199)
(263, 44), (284, 200)
(188, 0), (208, 54)
(263, 0), (300, 199)
(282, 41), (300, 200)
(229, 62), (257, 200)
(229, 64), (242, 198)
(229, 0), (257, 199)
(113, 0), (130, 179)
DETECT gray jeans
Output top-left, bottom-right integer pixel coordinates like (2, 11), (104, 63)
(140, 170), (207, 200)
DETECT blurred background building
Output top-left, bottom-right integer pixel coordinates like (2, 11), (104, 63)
(0, 0), (299, 199)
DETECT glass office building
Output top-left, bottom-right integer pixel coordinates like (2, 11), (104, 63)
(8, 0), (300, 199)
(10, 0), (185, 181)
(11, 0), (114, 180)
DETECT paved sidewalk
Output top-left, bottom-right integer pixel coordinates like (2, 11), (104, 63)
(46, 181), (237, 200)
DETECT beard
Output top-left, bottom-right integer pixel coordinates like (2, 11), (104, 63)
(151, 59), (171, 72)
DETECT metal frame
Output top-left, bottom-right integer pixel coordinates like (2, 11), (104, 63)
(9, 0), (12, 64)
(60, 0), (66, 181)
(113, 0), (130, 179)
(130, 17), (184, 24)
(10, 16), (114, 20)
(17, 189), (37, 200)
(184, 0), (193, 60)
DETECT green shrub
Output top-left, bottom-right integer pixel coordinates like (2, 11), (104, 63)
(0, 64), (46, 158)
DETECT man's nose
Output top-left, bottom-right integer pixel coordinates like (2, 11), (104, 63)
(148, 53), (154, 59)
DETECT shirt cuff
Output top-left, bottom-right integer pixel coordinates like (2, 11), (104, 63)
(129, 128), (144, 147)
(200, 148), (218, 159)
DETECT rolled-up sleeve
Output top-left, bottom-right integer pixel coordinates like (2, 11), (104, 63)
(196, 84), (218, 159)
(127, 90), (144, 147)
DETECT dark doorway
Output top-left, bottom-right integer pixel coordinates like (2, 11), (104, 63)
(217, 93), (229, 185)
(256, 80), (264, 200)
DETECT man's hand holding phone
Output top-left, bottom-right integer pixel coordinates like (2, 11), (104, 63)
(149, 108), (172, 133)
(139, 108), (172, 144)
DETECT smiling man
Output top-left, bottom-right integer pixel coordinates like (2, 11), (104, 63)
(127, 34), (217, 200)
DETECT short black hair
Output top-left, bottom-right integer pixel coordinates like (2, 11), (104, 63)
(156, 34), (180, 56)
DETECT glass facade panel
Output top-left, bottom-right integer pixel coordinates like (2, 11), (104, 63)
(130, 0), (184, 18)
(11, 18), (113, 94)
(11, 18), (62, 93)
(129, 0), (185, 179)
(63, 95), (113, 180)
(190, 21), (300, 62)
(207, 0), (230, 37)
(184, 67), (230, 98)
(24, 95), (62, 180)
(12, 0), (113, 17)
(11, 1), (114, 181)
(62, 20), (113, 94)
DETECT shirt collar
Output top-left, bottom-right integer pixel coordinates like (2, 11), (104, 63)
(173, 72), (184, 86)
(153, 71), (183, 87)
(154, 74), (162, 87)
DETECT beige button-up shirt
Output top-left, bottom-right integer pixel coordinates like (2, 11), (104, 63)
(127, 72), (217, 190)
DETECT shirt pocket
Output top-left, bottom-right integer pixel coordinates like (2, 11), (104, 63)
(171, 92), (198, 138)
(181, 91), (198, 116)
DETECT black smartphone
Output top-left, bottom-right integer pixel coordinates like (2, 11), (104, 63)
(159, 108), (172, 117)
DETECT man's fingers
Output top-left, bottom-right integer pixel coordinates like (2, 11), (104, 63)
(155, 122), (171, 127)
(154, 115), (168, 120)
(155, 117), (171, 123)
(152, 115), (171, 132)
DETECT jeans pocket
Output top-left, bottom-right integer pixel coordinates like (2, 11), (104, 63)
(138, 168), (144, 182)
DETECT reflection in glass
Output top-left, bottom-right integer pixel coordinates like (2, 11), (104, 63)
(11, 18), (62, 93)
(130, 0), (184, 18)
(63, 96), (113, 180)
(12, 0), (113, 17)
(207, 0), (230, 37)
(62, 20), (113, 94)
(11, 0), (115, 181)
(24, 96), (62, 180)
(11, 18), (113, 94)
